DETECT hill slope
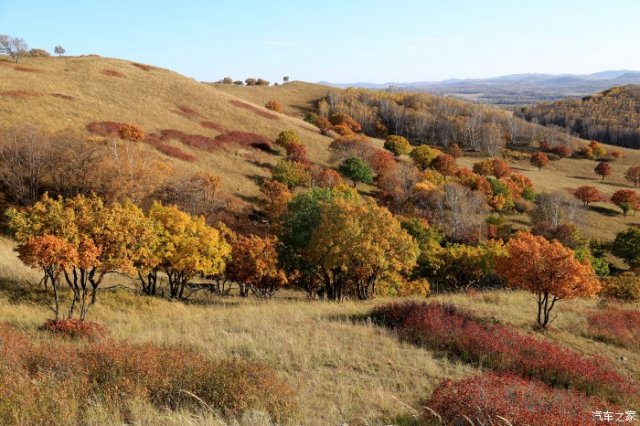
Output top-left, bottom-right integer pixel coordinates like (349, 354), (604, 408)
(517, 85), (640, 149)
(0, 56), (332, 198)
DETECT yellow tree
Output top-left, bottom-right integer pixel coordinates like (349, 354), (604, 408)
(149, 202), (230, 299)
(308, 196), (418, 300)
(495, 232), (600, 329)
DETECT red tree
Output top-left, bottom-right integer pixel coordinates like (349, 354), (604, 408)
(594, 161), (612, 180)
(573, 186), (601, 207)
(530, 152), (549, 171)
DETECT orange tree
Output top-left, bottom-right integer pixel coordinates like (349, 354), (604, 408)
(227, 234), (287, 298)
(530, 152), (549, 171)
(611, 189), (640, 216)
(594, 161), (612, 180)
(573, 186), (601, 207)
(496, 232), (599, 329)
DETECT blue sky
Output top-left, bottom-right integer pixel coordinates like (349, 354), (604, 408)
(0, 0), (638, 83)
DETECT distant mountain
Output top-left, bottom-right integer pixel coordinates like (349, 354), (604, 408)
(322, 71), (640, 107)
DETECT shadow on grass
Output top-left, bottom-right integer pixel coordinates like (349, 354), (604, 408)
(589, 205), (621, 217)
(0, 278), (50, 306)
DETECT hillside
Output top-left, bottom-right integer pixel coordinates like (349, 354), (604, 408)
(517, 85), (640, 148)
(0, 56), (333, 199)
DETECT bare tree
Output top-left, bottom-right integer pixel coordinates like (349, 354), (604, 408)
(0, 35), (28, 63)
(0, 127), (49, 204)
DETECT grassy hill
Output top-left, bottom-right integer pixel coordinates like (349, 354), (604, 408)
(0, 56), (334, 198)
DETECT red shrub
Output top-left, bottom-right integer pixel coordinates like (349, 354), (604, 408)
(425, 373), (617, 426)
(175, 105), (203, 120)
(130, 62), (155, 71)
(214, 131), (273, 151)
(101, 69), (126, 78)
(14, 66), (43, 73)
(371, 301), (639, 404)
(551, 145), (572, 158)
(86, 121), (127, 137)
(41, 319), (108, 340)
(158, 129), (220, 150)
(229, 100), (280, 120)
(0, 90), (42, 98)
(50, 93), (74, 101)
(153, 143), (197, 162)
(586, 309), (640, 350)
(200, 120), (226, 133)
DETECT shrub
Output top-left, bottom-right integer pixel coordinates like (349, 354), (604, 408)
(87, 121), (127, 137)
(585, 308), (640, 349)
(154, 143), (197, 162)
(275, 130), (301, 149)
(370, 301), (638, 404)
(383, 135), (411, 156)
(100, 69), (126, 78)
(272, 160), (311, 189)
(425, 373), (617, 426)
(28, 48), (50, 57)
(200, 120), (225, 133)
(0, 323), (298, 424)
(118, 124), (145, 142)
(41, 319), (108, 340)
(264, 100), (282, 112)
(447, 143), (463, 158)
(338, 157), (374, 187)
(601, 272), (640, 301)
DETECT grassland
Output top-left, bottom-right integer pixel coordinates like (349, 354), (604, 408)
(1, 236), (638, 425)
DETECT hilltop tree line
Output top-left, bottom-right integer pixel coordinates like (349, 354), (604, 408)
(0, 33), (65, 62)
(517, 85), (640, 148)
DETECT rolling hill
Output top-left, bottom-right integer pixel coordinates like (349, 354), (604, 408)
(0, 55), (335, 199)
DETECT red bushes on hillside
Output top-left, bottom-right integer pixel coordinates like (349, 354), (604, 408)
(146, 128), (273, 153)
(130, 62), (155, 71)
(175, 104), (203, 120)
(41, 319), (108, 339)
(0, 322), (297, 423)
(200, 120), (226, 133)
(371, 301), (638, 404)
(425, 373), (617, 426)
(153, 142), (197, 162)
(229, 100), (280, 120)
(87, 120), (127, 137)
(215, 131), (273, 151)
(101, 69), (126, 78)
(586, 309), (640, 350)
(0, 90), (42, 98)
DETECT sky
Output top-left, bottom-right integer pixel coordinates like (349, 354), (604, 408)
(0, 0), (639, 83)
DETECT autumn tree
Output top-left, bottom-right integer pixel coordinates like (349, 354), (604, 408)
(285, 142), (308, 163)
(429, 154), (456, 178)
(384, 135), (411, 156)
(54, 45), (65, 56)
(149, 202), (230, 299)
(279, 188), (417, 300)
(338, 157), (374, 188)
(530, 152), (549, 171)
(409, 145), (440, 170)
(260, 178), (292, 224)
(313, 168), (343, 188)
(594, 161), (612, 180)
(496, 232), (599, 329)
(16, 235), (77, 320)
(625, 166), (640, 187)
(275, 130), (301, 150)
(272, 160), (311, 189)
(573, 186), (601, 207)
(611, 189), (640, 216)
(227, 234), (287, 298)
(589, 141), (606, 159)
(447, 143), (463, 158)
(118, 124), (145, 142)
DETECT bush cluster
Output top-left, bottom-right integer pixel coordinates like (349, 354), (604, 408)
(586, 308), (640, 350)
(0, 323), (298, 424)
(371, 301), (638, 404)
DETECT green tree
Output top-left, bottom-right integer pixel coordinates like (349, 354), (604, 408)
(409, 145), (440, 170)
(612, 227), (640, 267)
(338, 157), (374, 188)
(384, 135), (411, 156)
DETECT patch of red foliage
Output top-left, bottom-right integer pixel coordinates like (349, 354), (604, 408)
(586, 309), (640, 350)
(0, 322), (297, 423)
(50, 93), (74, 101)
(175, 104), (204, 120)
(371, 301), (639, 404)
(87, 121), (127, 137)
(229, 99), (280, 120)
(41, 319), (108, 339)
(200, 120), (226, 133)
(215, 131), (273, 151)
(154, 143), (197, 162)
(425, 373), (618, 426)
(130, 62), (156, 71)
(0, 90), (42, 98)
(101, 69), (126, 78)
(13, 65), (43, 73)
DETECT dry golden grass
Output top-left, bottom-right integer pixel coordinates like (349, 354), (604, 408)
(0, 56), (333, 199)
